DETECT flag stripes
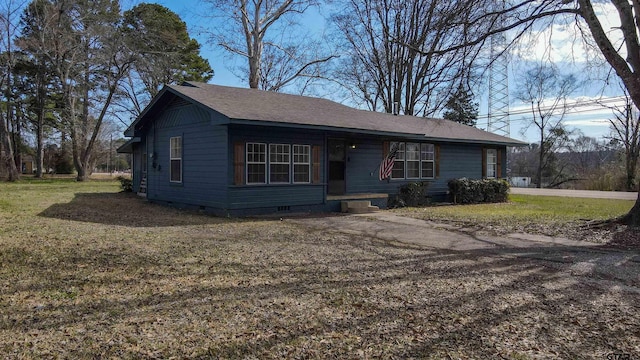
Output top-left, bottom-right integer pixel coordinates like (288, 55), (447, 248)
(378, 143), (398, 181)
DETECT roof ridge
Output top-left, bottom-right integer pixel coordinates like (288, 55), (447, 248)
(153, 82), (526, 146)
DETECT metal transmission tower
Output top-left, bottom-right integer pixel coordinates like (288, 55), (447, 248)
(487, 3), (510, 137)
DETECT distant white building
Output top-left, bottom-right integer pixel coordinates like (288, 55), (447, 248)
(509, 177), (532, 188)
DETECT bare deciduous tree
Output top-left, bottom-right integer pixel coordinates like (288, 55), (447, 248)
(26, 0), (135, 181)
(333, 0), (483, 116)
(414, 0), (640, 224)
(0, 0), (24, 181)
(259, 41), (336, 92)
(71, 0), (135, 181)
(516, 65), (579, 188)
(17, 0), (60, 178)
(570, 132), (608, 176)
(605, 91), (640, 191)
(204, 0), (334, 92)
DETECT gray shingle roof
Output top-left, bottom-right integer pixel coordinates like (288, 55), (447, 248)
(161, 82), (526, 146)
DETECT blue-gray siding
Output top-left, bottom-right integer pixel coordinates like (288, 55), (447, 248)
(131, 139), (144, 193)
(145, 103), (228, 208)
(228, 125), (325, 210)
(135, 109), (507, 215)
(344, 138), (502, 197)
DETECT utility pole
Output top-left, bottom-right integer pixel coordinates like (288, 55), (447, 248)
(487, 0), (510, 137)
(108, 134), (112, 174)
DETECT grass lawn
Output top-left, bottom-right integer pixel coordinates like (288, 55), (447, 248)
(1, 179), (638, 358)
(394, 194), (637, 244)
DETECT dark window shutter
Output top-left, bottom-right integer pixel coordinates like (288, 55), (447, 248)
(312, 145), (321, 184)
(497, 148), (502, 179)
(234, 142), (244, 185)
(435, 144), (440, 178)
(383, 141), (389, 158)
(481, 148), (487, 179)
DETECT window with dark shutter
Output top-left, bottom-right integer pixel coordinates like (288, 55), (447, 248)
(234, 142), (244, 185)
(312, 145), (321, 183)
(170, 136), (182, 183)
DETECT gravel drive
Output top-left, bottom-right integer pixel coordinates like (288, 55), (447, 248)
(291, 212), (640, 290)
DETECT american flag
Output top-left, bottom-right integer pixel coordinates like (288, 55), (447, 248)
(379, 143), (398, 181)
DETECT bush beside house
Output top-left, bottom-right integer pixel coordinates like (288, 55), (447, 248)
(448, 178), (509, 204)
(389, 182), (430, 208)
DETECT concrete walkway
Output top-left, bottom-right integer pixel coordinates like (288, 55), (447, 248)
(511, 187), (638, 200)
(290, 211), (598, 251)
(289, 212), (640, 286)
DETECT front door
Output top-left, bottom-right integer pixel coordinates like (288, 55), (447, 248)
(327, 139), (346, 195)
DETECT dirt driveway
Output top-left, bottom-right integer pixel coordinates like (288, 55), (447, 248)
(290, 212), (640, 287)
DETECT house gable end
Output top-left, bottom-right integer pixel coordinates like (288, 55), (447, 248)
(125, 86), (231, 137)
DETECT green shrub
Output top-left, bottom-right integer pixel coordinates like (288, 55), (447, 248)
(448, 178), (509, 204)
(389, 181), (430, 208)
(116, 176), (133, 192)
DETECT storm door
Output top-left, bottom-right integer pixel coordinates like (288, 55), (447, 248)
(327, 139), (346, 195)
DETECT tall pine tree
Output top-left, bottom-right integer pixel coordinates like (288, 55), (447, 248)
(442, 85), (478, 127)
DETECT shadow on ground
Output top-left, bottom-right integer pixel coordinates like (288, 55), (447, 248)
(3, 219), (639, 358)
(38, 192), (228, 227)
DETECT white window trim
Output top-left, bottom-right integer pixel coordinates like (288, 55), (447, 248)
(244, 142), (315, 185)
(390, 142), (405, 180)
(293, 144), (311, 184)
(391, 141), (436, 180)
(421, 143), (435, 179)
(246, 143), (267, 185)
(405, 143), (421, 179)
(169, 136), (182, 183)
(269, 144), (291, 184)
(486, 148), (498, 179)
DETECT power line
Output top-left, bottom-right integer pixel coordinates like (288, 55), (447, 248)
(476, 96), (627, 122)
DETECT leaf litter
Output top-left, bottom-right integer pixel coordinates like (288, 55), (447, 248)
(0, 183), (638, 358)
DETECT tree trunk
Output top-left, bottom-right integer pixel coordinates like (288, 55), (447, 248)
(537, 133), (544, 189)
(35, 69), (46, 178)
(76, 164), (88, 181)
(36, 133), (44, 178)
(0, 121), (19, 181)
(621, 189), (640, 226)
(35, 109), (44, 178)
(248, 37), (262, 89)
(626, 156), (636, 191)
(73, 71), (91, 182)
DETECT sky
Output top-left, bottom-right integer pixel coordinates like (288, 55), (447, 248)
(151, 0), (247, 87)
(143, 0), (624, 145)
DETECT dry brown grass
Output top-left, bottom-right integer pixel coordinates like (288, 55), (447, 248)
(394, 195), (639, 249)
(1, 179), (639, 359)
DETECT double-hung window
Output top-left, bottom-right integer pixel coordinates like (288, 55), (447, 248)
(486, 148), (497, 178)
(293, 145), (311, 183)
(269, 144), (290, 183)
(390, 141), (436, 180)
(405, 143), (420, 179)
(421, 144), (435, 178)
(391, 142), (405, 179)
(246, 143), (267, 184)
(244, 143), (311, 185)
(170, 136), (182, 183)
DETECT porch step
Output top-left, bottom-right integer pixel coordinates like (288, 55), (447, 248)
(138, 173), (147, 197)
(341, 200), (379, 214)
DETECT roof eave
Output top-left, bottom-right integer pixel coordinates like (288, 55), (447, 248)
(116, 137), (141, 153)
(229, 119), (528, 146)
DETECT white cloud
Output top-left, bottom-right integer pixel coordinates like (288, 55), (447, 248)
(564, 119), (609, 127)
(511, 2), (622, 64)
